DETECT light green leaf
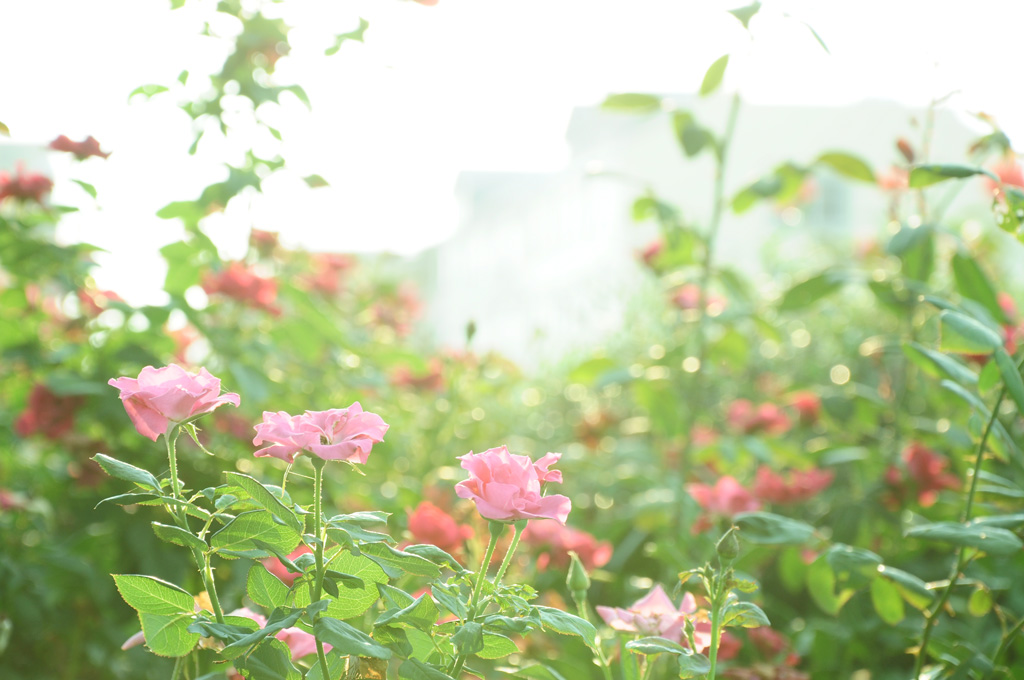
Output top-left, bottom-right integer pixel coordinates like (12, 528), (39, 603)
(876, 565), (932, 610)
(727, 2), (761, 29)
(778, 272), (844, 312)
(224, 472), (303, 534)
(994, 348), (1024, 414)
(734, 512), (816, 545)
(247, 563), (289, 610)
(128, 84), (169, 101)
(476, 633), (519, 659)
(870, 577), (905, 625)
(293, 549), (386, 619)
(816, 152), (875, 182)
(359, 543), (441, 578)
(398, 659), (455, 680)
(325, 17), (369, 56)
(951, 252), (1006, 322)
(902, 342), (977, 386)
(452, 621), (485, 656)
(601, 93), (662, 113)
(211, 510), (301, 559)
(968, 587), (993, 617)
(151, 522), (207, 553)
(112, 574), (194, 615)
(677, 651), (712, 678)
(92, 454), (162, 492)
(625, 637), (687, 656)
(72, 179), (97, 199)
(139, 611), (198, 657)
(699, 55), (729, 97)
(939, 310), (1003, 355)
(533, 606), (597, 647)
(721, 601), (770, 628)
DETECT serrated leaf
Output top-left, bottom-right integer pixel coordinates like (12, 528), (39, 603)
(151, 522), (207, 553)
(293, 549), (387, 619)
(247, 563), (289, 610)
(95, 492), (161, 509)
(476, 633), (518, 659)
(533, 606), (597, 647)
(375, 594), (440, 629)
(224, 472), (303, 534)
(699, 55), (729, 96)
(403, 544), (466, 572)
(92, 454), (162, 492)
(234, 638), (301, 680)
(398, 659), (455, 680)
(313, 617), (392, 659)
(211, 510), (301, 559)
(139, 611), (198, 657)
(360, 543), (441, 578)
(453, 621), (485, 656)
(112, 574), (194, 615)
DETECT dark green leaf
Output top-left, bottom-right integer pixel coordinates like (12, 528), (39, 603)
(876, 565), (932, 610)
(234, 638), (301, 680)
(734, 512), (816, 544)
(825, 544), (882, 576)
(452, 621), (485, 656)
(909, 164), (998, 188)
(906, 522), (1023, 555)
(677, 650), (712, 678)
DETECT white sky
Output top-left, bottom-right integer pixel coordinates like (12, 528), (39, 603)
(2, 0), (1023, 304)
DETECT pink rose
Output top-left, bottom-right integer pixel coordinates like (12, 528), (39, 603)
(596, 585), (708, 648)
(252, 403), (389, 464)
(108, 365), (240, 441)
(407, 501), (473, 554)
(687, 476), (761, 534)
(455, 446), (571, 525)
(261, 545), (312, 586)
(49, 134), (111, 160)
(0, 163), (53, 204)
(521, 518), (612, 571)
(752, 466), (834, 505)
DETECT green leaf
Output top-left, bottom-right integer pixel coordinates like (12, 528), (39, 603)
(284, 84), (311, 110)
(876, 565), (932, 610)
(727, 2), (761, 28)
(734, 512), (816, 544)
(994, 348), (1024, 414)
(247, 563), (289, 610)
(887, 223), (934, 282)
(625, 637), (687, 656)
(909, 164), (998, 188)
(221, 607), (315, 658)
(303, 174), (329, 188)
(902, 342), (977, 386)
(721, 601), (770, 628)
(778, 272), (844, 312)
(72, 179), (97, 199)
(211, 510), (301, 559)
(906, 522), (1023, 555)
(870, 577), (905, 625)
(398, 659), (455, 680)
(452, 621), (485, 656)
(601, 93), (662, 113)
(359, 543), (442, 578)
(807, 559), (841, 615)
(139, 611), (199, 657)
(403, 544), (466, 573)
(951, 252), (1005, 322)
(533, 606), (598, 647)
(313, 617), (392, 659)
(234, 638), (301, 680)
(677, 651), (712, 678)
(0, 120), (9, 136)
(292, 549), (387, 619)
(128, 84), (169, 101)
(825, 544), (882, 577)
(816, 152), (875, 182)
(224, 472), (303, 534)
(374, 594), (440, 629)
(95, 492), (161, 509)
(508, 665), (567, 680)
(92, 453), (162, 492)
(476, 633), (519, 659)
(939, 310), (1003, 355)
(112, 574), (194, 615)
(968, 587), (993, 617)
(151, 522), (207, 553)
(699, 55), (729, 97)
(325, 17), (369, 56)
(673, 112), (715, 158)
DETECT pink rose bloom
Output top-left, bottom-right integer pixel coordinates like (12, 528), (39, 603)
(727, 399), (791, 435)
(202, 262), (280, 314)
(638, 239), (663, 268)
(0, 163), (53, 204)
(15, 384), (82, 440)
(984, 157), (1024, 199)
(455, 446), (571, 525)
(229, 608), (327, 659)
(788, 391), (821, 425)
(253, 403), (389, 464)
(49, 134), (111, 160)
(877, 166), (909, 192)
(688, 476), (761, 516)
(596, 585), (709, 649)
(108, 365), (240, 441)
(261, 544), (312, 586)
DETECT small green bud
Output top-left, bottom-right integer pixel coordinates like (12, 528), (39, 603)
(716, 526), (741, 562)
(567, 551), (591, 594)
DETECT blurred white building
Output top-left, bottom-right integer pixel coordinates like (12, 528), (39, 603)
(416, 97), (985, 367)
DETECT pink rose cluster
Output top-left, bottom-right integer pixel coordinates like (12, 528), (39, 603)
(884, 441), (960, 508)
(597, 585), (712, 651)
(521, 519), (612, 571)
(455, 446), (571, 525)
(202, 262), (280, 314)
(108, 365), (240, 441)
(406, 501), (474, 555)
(0, 164), (53, 204)
(253, 403), (389, 464)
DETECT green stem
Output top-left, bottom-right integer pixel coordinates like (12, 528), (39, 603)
(706, 576), (726, 680)
(310, 457), (330, 680)
(448, 522), (506, 678)
(492, 522), (525, 587)
(913, 386), (1006, 680)
(988, 615), (1024, 678)
(165, 429), (183, 502)
(202, 555), (225, 624)
(170, 654), (184, 680)
(575, 601), (614, 680)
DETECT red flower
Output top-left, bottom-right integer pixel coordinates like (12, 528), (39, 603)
(0, 164), (53, 204)
(903, 442), (960, 506)
(407, 502), (473, 554)
(391, 359), (445, 391)
(49, 135), (110, 160)
(304, 253), (356, 296)
(638, 239), (663, 268)
(727, 400), (791, 436)
(753, 466), (834, 505)
(985, 156), (1024, 199)
(202, 262), (279, 313)
(687, 476), (761, 534)
(14, 384), (83, 440)
(262, 545), (312, 586)
(521, 519), (613, 571)
(788, 391), (820, 425)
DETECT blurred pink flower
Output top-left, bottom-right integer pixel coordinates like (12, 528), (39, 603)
(639, 239), (663, 268)
(0, 163), (53, 204)
(985, 157), (1024, 198)
(391, 358), (445, 392)
(202, 262), (279, 314)
(903, 442), (960, 507)
(108, 365), (240, 441)
(596, 585), (708, 648)
(49, 134), (110, 160)
(727, 399), (791, 435)
(77, 287), (123, 317)
(877, 166), (909, 192)
(15, 384), (82, 440)
(253, 403), (389, 464)
(521, 519), (612, 571)
(407, 501), (473, 554)
(455, 446), (571, 525)
(753, 466), (834, 505)
(262, 545), (311, 586)
(687, 476), (761, 533)
(788, 391), (820, 425)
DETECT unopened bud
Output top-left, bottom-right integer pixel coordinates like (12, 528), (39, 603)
(567, 551), (591, 595)
(716, 526), (741, 562)
(896, 137), (915, 164)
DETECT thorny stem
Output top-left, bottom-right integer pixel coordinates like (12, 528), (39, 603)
(311, 457), (330, 679)
(913, 385), (1007, 679)
(449, 522), (508, 678)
